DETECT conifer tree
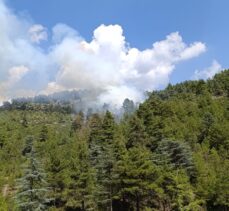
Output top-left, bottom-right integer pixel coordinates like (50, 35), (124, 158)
(155, 139), (195, 178)
(126, 115), (148, 148)
(88, 113), (103, 167)
(158, 168), (201, 211)
(65, 133), (96, 210)
(47, 148), (66, 208)
(70, 111), (84, 136)
(97, 111), (116, 211)
(16, 136), (50, 210)
(122, 98), (135, 116)
(113, 146), (161, 211)
(88, 111), (116, 210)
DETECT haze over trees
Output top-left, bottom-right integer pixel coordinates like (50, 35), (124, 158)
(0, 70), (228, 210)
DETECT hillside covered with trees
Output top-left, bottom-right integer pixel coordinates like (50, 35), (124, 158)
(0, 70), (228, 211)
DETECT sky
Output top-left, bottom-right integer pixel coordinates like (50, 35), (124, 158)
(0, 0), (228, 106)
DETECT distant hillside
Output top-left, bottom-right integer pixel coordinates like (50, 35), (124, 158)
(0, 88), (137, 116)
(0, 89), (110, 114)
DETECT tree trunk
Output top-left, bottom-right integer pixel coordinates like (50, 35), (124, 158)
(136, 196), (140, 211)
(122, 196), (126, 210)
(110, 185), (113, 211)
(82, 200), (85, 211)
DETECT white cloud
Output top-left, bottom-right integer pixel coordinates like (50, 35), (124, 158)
(193, 60), (222, 80)
(179, 42), (206, 61)
(0, 0), (207, 106)
(28, 24), (48, 43)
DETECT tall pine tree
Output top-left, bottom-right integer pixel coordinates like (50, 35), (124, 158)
(16, 136), (50, 210)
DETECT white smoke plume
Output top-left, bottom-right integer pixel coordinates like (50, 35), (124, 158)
(28, 24), (48, 43)
(0, 0), (206, 107)
(193, 60), (222, 80)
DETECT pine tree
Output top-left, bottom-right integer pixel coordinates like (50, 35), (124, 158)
(122, 98), (135, 116)
(198, 112), (215, 143)
(88, 113), (103, 167)
(47, 148), (66, 208)
(126, 115), (148, 148)
(88, 111), (116, 211)
(155, 139), (195, 178)
(16, 136), (50, 210)
(113, 146), (161, 211)
(70, 111), (84, 136)
(97, 111), (116, 211)
(158, 168), (201, 211)
(65, 133), (96, 210)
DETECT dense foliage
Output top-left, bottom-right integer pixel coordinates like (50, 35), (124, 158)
(0, 70), (228, 210)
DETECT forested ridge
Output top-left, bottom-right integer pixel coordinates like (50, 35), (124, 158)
(0, 70), (228, 211)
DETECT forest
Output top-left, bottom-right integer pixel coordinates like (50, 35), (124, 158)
(0, 70), (228, 211)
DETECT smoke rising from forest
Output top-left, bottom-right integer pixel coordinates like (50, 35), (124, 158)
(0, 0), (206, 107)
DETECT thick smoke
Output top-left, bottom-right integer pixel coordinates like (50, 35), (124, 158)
(0, 0), (207, 107)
